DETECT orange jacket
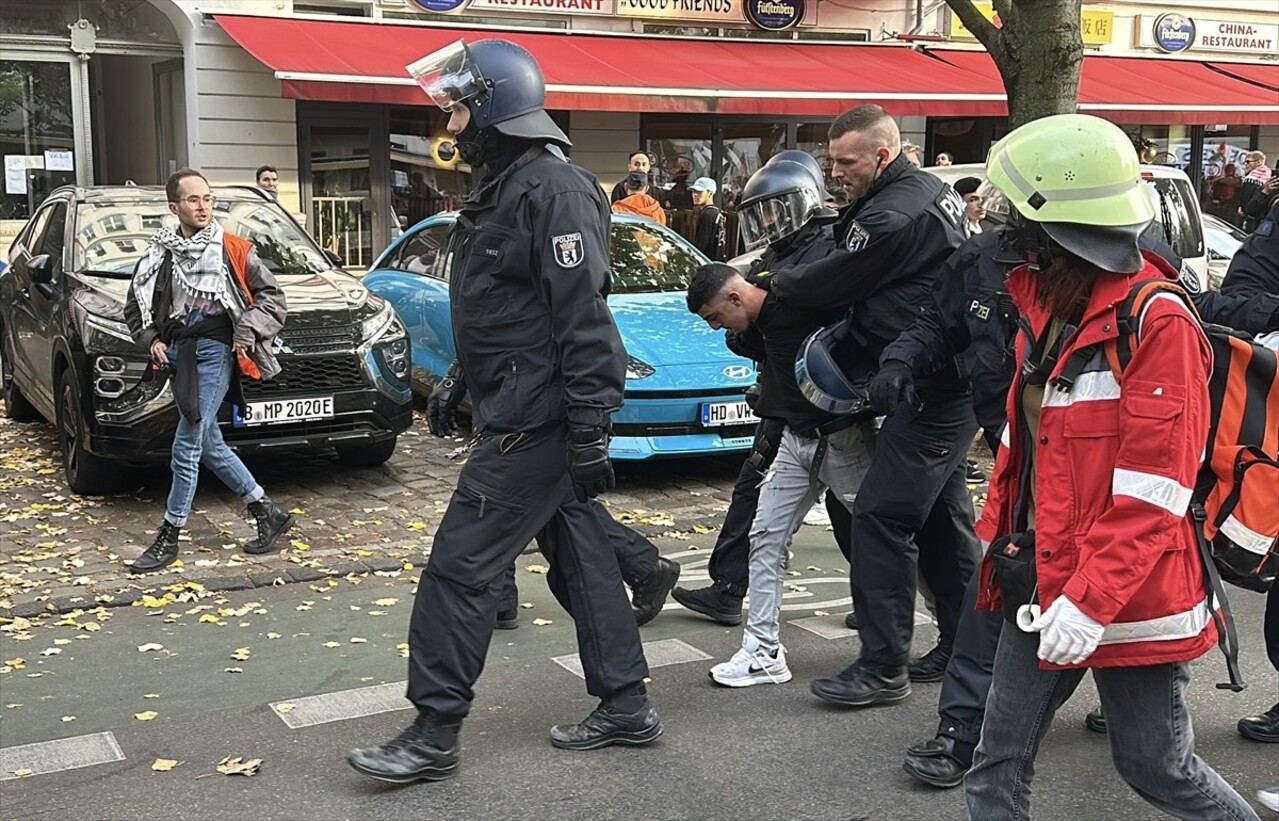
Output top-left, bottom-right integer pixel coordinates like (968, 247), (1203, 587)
(612, 193), (667, 226)
(976, 253), (1217, 670)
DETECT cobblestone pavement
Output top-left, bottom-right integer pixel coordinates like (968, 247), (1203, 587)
(0, 410), (747, 621)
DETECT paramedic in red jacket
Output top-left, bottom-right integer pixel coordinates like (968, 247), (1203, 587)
(962, 115), (1259, 821)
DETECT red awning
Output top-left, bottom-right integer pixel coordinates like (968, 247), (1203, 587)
(212, 14), (1005, 117)
(1205, 61), (1279, 93)
(929, 49), (1279, 125)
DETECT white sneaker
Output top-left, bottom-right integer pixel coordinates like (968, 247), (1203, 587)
(1259, 786), (1279, 812)
(708, 633), (792, 687)
(802, 503), (831, 527)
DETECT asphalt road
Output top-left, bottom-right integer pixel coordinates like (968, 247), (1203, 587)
(2, 525), (1273, 821)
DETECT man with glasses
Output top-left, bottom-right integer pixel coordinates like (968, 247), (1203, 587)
(123, 168), (293, 573)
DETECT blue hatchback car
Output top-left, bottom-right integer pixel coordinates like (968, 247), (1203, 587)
(363, 212), (759, 460)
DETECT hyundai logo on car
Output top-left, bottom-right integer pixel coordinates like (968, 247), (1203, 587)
(722, 365), (754, 380)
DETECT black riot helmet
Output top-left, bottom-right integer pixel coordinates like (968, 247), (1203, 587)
(407, 39), (570, 146)
(737, 160), (828, 251)
(794, 320), (874, 417)
(765, 150), (827, 193)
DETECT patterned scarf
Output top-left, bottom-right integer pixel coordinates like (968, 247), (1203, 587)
(132, 221), (233, 320)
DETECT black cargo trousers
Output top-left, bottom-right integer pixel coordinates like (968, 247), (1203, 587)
(498, 500), (659, 613)
(851, 391), (981, 675)
(406, 422), (649, 716)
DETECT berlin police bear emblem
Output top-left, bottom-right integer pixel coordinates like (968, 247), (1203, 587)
(552, 232), (584, 268)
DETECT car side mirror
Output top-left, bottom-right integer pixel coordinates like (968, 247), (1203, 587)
(27, 254), (53, 284)
(323, 249), (345, 267)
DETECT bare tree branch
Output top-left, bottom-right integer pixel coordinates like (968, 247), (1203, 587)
(944, 0), (1008, 65)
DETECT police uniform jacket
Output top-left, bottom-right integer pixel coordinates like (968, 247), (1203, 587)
(1196, 201), (1279, 334)
(442, 147), (625, 433)
(767, 153), (968, 390)
(880, 229), (1020, 415)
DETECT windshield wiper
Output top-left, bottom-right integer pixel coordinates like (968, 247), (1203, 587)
(80, 269), (135, 279)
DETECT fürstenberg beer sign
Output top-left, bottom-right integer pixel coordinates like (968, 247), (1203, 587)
(1137, 13), (1278, 55)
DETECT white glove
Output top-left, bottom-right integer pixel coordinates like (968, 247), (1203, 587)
(1031, 596), (1105, 665)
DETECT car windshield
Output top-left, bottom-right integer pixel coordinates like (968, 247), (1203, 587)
(609, 221), (703, 294)
(72, 191), (333, 279)
(1203, 217), (1246, 260)
(1143, 177), (1204, 262)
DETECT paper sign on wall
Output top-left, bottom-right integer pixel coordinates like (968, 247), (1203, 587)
(3, 155), (45, 195)
(44, 150), (74, 172)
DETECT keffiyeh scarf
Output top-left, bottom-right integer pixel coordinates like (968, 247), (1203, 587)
(132, 221), (234, 320)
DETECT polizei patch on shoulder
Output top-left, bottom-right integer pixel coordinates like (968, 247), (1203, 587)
(552, 232), (584, 268)
(845, 221), (870, 252)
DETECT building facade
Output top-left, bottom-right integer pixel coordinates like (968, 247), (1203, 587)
(1, 0), (1276, 263)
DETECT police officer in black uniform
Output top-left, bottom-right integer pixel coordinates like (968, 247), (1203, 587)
(766, 105), (981, 707)
(672, 157), (855, 624)
(348, 40), (660, 784)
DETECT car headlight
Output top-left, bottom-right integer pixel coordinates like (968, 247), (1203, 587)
(365, 305), (409, 380)
(83, 314), (135, 353)
(360, 300), (397, 342)
(626, 356), (655, 380)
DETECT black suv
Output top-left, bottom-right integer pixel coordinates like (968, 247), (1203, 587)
(0, 185), (413, 493)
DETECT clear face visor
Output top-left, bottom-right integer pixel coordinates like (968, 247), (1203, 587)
(407, 40), (487, 111)
(738, 189), (820, 250)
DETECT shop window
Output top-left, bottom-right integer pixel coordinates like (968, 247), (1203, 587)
(0, 0), (176, 41)
(0, 60), (77, 221)
(310, 125), (374, 269)
(720, 123), (786, 207)
(389, 107), (472, 232)
(645, 122), (712, 245)
(797, 123), (841, 197)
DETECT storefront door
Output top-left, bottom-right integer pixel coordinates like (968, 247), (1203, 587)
(298, 105), (390, 271)
(0, 57), (83, 221)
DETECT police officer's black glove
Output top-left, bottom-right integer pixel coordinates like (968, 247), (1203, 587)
(566, 424), (614, 503)
(868, 360), (919, 417)
(427, 362), (466, 438)
(743, 380), (762, 411)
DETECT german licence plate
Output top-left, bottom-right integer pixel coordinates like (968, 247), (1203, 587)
(700, 400), (756, 427)
(235, 396), (334, 427)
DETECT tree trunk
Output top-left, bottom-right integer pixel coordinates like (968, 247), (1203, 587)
(945, 0), (1083, 129)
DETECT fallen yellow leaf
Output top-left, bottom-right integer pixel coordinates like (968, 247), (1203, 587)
(151, 758), (179, 772)
(135, 711), (158, 721)
(198, 614), (220, 624)
(61, 715), (76, 722)
(266, 632), (281, 640)
(137, 643), (165, 652)
(10, 769), (33, 777)
(322, 642), (340, 648)
(349, 637), (367, 644)
(276, 703), (296, 714)
(216, 756), (262, 777)
(532, 618), (553, 626)
(224, 667), (244, 674)
(526, 564), (550, 575)
(373, 598), (399, 607)
(229, 648), (251, 661)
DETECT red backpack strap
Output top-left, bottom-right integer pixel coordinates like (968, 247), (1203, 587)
(222, 233), (256, 306)
(1112, 279), (1200, 377)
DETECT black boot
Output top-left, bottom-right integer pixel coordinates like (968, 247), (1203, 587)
(243, 497), (294, 555)
(130, 521), (181, 573)
(1085, 706), (1108, 735)
(549, 683), (662, 751)
(632, 557), (681, 627)
(496, 609), (520, 630)
(671, 581), (744, 625)
(347, 710), (462, 783)
(844, 611), (859, 630)
(907, 643), (952, 683)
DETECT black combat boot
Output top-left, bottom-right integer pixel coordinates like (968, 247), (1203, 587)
(347, 710), (462, 783)
(130, 521), (181, 573)
(549, 682), (662, 751)
(243, 497), (294, 555)
(671, 581), (744, 625)
(632, 557), (681, 627)
(496, 609), (520, 630)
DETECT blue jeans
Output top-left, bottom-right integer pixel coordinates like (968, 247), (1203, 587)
(164, 337), (263, 526)
(965, 623), (1260, 821)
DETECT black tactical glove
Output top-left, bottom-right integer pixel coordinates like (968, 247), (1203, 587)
(427, 362), (466, 438)
(566, 424), (614, 503)
(743, 380), (762, 411)
(867, 359), (919, 417)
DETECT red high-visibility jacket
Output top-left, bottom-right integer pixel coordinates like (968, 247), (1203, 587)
(976, 253), (1218, 669)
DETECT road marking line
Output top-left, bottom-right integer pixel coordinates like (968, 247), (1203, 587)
(789, 610), (933, 640)
(0, 732), (124, 780)
(552, 638), (712, 680)
(271, 682), (410, 729)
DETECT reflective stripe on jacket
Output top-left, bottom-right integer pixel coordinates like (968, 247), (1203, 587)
(975, 255), (1218, 669)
